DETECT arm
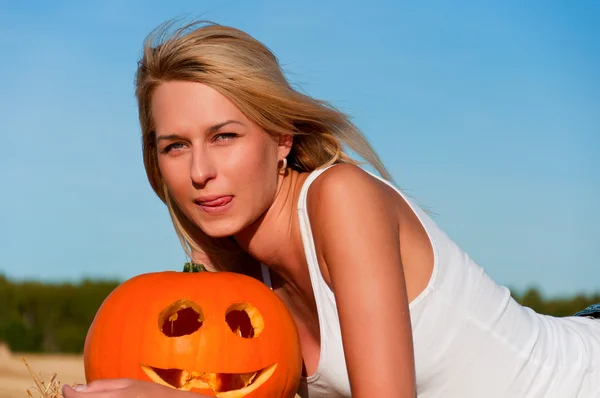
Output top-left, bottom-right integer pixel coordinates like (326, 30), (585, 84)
(308, 164), (416, 398)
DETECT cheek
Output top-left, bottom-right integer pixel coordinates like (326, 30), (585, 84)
(230, 140), (278, 200)
(158, 157), (190, 197)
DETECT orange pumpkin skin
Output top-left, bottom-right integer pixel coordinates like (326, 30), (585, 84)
(83, 271), (303, 398)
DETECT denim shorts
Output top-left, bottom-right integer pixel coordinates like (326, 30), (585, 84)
(574, 303), (600, 319)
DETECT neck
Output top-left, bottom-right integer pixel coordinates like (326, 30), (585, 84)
(233, 169), (307, 283)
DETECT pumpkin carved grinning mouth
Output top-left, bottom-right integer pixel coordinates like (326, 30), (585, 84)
(141, 363), (277, 397)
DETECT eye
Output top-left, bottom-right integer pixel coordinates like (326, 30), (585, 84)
(213, 133), (238, 143)
(226, 303), (264, 338)
(159, 300), (204, 337)
(161, 142), (186, 154)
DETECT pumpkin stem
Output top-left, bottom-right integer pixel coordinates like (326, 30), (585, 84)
(183, 262), (207, 273)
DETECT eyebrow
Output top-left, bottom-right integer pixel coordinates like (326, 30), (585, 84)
(155, 120), (244, 142)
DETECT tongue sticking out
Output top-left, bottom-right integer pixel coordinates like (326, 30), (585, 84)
(198, 196), (232, 207)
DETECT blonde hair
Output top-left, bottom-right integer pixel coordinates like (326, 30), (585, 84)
(135, 19), (394, 271)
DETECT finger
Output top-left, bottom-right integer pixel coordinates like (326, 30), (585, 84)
(62, 384), (119, 398)
(86, 378), (134, 391)
(62, 385), (86, 397)
(62, 378), (133, 394)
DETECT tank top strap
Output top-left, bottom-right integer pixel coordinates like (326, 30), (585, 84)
(296, 164), (350, 389)
(297, 164), (340, 296)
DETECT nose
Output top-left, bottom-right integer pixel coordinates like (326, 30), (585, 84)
(190, 148), (216, 187)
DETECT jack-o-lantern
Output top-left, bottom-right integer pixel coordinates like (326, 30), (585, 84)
(83, 265), (302, 397)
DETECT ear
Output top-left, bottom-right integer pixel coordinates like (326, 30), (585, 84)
(277, 134), (293, 158)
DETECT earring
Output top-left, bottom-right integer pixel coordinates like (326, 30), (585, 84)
(279, 157), (288, 171)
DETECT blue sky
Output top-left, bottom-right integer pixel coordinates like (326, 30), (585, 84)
(1, 1), (598, 298)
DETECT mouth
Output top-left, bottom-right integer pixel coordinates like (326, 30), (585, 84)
(141, 363), (277, 397)
(194, 195), (234, 214)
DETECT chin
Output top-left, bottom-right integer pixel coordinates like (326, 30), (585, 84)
(197, 219), (244, 239)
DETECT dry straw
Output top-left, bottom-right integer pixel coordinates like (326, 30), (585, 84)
(21, 357), (65, 398)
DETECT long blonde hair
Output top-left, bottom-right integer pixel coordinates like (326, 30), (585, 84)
(135, 19), (394, 271)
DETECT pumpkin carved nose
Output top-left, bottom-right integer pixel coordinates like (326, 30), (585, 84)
(159, 299), (204, 337)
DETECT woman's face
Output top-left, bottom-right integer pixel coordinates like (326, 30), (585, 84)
(152, 81), (291, 238)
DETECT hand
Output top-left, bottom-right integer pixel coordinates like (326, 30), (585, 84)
(62, 378), (209, 398)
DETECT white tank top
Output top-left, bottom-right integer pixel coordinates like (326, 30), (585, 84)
(262, 165), (600, 397)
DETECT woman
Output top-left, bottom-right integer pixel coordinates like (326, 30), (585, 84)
(64, 20), (600, 398)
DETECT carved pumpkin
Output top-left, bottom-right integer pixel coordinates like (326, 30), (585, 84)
(83, 266), (302, 398)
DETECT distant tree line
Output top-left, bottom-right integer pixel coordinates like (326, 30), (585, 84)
(0, 274), (598, 354)
(510, 287), (599, 318)
(0, 275), (119, 353)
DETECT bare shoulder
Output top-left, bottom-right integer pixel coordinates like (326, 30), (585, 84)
(306, 163), (399, 224)
(304, 163), (402, 275)
(308, 163), (387, 193)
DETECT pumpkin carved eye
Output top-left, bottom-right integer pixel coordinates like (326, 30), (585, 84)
(159, 299), (204, 337)
(226, 302), (264, 338)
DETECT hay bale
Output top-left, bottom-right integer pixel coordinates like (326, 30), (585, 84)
(0, 341), (11, 360)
